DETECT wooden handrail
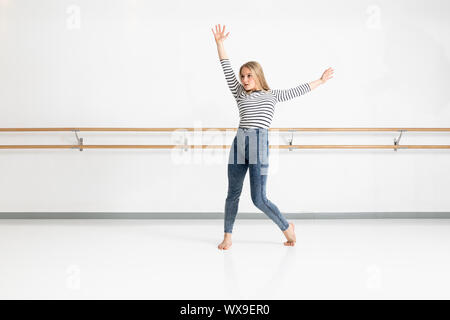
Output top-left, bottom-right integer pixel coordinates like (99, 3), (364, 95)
(0, 127), (449, 150)
(1, 127), (450, 132)
(0, 145), (449, 149)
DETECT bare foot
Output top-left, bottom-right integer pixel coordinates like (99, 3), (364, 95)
(282, 222), (296, 246)
(218, 233), (232, 250)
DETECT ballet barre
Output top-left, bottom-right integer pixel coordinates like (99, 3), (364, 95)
(0, 127), (449, 151)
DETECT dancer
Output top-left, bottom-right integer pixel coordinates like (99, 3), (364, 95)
(212, 24), (334, 249)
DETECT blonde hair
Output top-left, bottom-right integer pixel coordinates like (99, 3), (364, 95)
(239, 61), (271, 91)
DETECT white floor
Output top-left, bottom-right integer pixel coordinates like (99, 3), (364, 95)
(0, 218), (449, 299)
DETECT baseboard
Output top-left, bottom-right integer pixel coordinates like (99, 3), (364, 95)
(0, 212), (449, 219)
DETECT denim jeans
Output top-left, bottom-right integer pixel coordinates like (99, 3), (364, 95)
(224, 127), (290, 233)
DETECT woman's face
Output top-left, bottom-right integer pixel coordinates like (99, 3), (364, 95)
(240, 67), (260, 92)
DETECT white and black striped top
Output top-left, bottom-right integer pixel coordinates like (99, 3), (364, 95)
(220, 58), (311, 129)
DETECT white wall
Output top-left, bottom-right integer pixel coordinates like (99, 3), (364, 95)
(0, 0), (449, 213)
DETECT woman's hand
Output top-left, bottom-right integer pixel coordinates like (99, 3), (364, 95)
(308, 67), (334, 90)
(212, 24), (230, 44)
(320, 67), (334, 84)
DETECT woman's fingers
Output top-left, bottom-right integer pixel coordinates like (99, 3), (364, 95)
(212, 24), (230, 42)
(213, 24), (227, 35)
(321, 67), (335, 83)
(219, 25), (226, 36)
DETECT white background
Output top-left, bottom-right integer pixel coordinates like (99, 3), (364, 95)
(1, 0), (449, 213)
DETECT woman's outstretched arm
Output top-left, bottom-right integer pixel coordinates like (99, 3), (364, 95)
(272, 67), (334, 103)
(212, 24), (243, 99)
(271, 83), (311, 103)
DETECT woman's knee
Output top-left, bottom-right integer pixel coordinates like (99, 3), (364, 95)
(226, 188), (242, 202)
(251, 193), (266, 208)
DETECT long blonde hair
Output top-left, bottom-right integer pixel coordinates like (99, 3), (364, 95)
(239, 61), (271, 91)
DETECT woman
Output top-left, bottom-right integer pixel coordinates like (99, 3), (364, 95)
(212, 24), (334, 250)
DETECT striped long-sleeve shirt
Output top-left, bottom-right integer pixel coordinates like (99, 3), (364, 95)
(220, 58), (311, 129)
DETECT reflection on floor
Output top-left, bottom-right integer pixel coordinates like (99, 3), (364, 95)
(0, 218), (449, 299)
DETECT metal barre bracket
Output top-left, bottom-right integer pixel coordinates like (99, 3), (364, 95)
(393, 130), (403, 152)
(287, 130), (294, 151)
(183, 132), (188, 152)
(73, 130), (83, 151)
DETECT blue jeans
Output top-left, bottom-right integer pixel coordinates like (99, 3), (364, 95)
(224, 127), (290, 233)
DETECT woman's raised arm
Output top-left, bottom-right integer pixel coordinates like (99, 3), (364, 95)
(213, 24), (243, 99)
(212, 24), (229, 59)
